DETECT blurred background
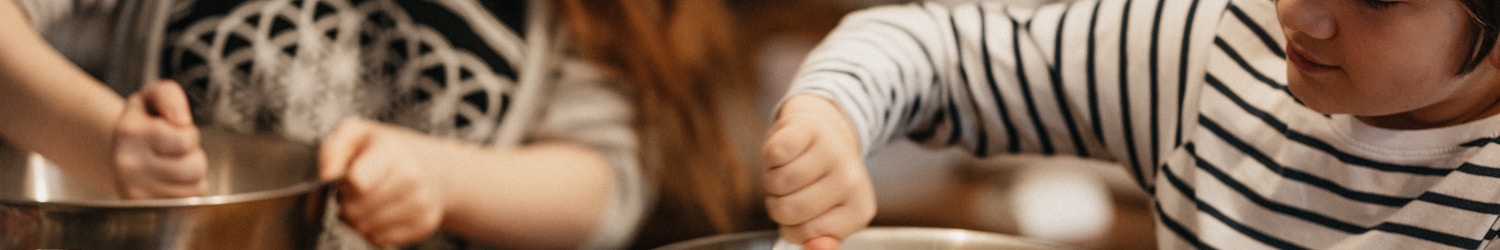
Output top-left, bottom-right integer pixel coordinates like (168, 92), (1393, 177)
(732, 0), (1156, 249)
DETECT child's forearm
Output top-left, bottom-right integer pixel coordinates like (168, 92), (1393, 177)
(0, 0), (124, 179)
(429, 141), (613, 249)
(319, 119), (616, 248)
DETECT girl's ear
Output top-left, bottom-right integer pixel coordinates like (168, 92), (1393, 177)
(1489, 41), (1500, 70)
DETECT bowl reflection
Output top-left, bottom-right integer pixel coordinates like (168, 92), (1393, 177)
(0, 128), (328, 249)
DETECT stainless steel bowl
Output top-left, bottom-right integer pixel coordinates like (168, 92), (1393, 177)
(0, 128), (328, 249)
(655, 227), (1079, 250)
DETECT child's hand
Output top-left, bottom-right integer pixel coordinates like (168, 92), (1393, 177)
(320, 118), (445, 247)
(762, 94), (877, 248)
(112, 81), (208, 199)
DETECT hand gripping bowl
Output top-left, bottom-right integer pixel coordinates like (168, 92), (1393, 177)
(655, 227), (1081, 250)
(0, 128), (329, 249)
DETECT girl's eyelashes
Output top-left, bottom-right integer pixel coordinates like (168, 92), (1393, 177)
(1362, 0), (1399, 10)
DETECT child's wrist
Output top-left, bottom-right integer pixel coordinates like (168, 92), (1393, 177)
(780, 94), (839, 117)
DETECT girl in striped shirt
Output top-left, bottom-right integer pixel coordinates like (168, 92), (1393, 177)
(762, 0), (1500, 249)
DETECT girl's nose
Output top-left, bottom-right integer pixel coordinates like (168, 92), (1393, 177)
(1277, 0), (1336, 40)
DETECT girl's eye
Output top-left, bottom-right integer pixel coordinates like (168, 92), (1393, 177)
(1363, 0), (1398, 10)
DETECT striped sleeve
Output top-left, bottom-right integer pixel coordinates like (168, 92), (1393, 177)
(785, 0), (1227, 185)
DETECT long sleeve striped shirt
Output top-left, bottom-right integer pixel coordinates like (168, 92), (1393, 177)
(786, 0), (1500, 248)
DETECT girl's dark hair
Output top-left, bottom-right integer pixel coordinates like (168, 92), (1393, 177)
(1459, 0), (1500, 74)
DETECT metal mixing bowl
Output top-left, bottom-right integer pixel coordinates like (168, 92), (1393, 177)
(655, 227), (1079, 250)
(0, 128), (328, 249)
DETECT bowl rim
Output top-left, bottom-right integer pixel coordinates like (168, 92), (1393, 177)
(654, 226), (1082, 250)
(0, 180), (330, 208)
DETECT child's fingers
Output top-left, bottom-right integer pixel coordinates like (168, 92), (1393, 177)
(145, 120), (199, 156)
(118, 152), (209, 199)
(319, 118), (373, 181)
(766, 155), (870, 225)
(118, 83), (199, 157)
(119, 175), (207, 199)
(368, 219), (439, 247)
(342, 146), (395, 204)
(762, 152), (831, 196)
(140, 81), (194, 126)
(762, 120), (817, 168)
(775, 161), (876, 244)
(352, 193), (442, 247)
(113, 94), (209, 199)
(337, 152), (441, 247)
(766, 174), (847, 225)
(138, 150), (208, 185)
(356, 159), (417, 214)
(779, 201), (873, 244)
(803, 236), (841, 250)
(345, 192), (406, 239)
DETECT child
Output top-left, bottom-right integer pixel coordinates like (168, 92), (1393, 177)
(763, 0), (1500, 248)
(150, 0), (644, 248)
(17, 0), (761, 248)
(2, 0), (207, 199)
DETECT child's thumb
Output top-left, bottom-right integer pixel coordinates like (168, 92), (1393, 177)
(141, 81), (194, 125)
(762, 123), (816, 168)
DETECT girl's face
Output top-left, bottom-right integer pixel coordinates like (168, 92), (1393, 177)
(1278, 0), (1500, 129)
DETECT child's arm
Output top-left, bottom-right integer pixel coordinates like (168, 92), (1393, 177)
(0, 0), (125, 177)
(315, 60), (635, 249)
(766, 0), (1222, 245)
(0, 0), (207, 198)
(318, 118), (615, 248)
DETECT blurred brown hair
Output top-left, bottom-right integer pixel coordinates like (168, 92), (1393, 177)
(555, 0), (764, 247)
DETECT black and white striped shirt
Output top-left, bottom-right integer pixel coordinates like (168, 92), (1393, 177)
(788, 0), (1500, 248)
